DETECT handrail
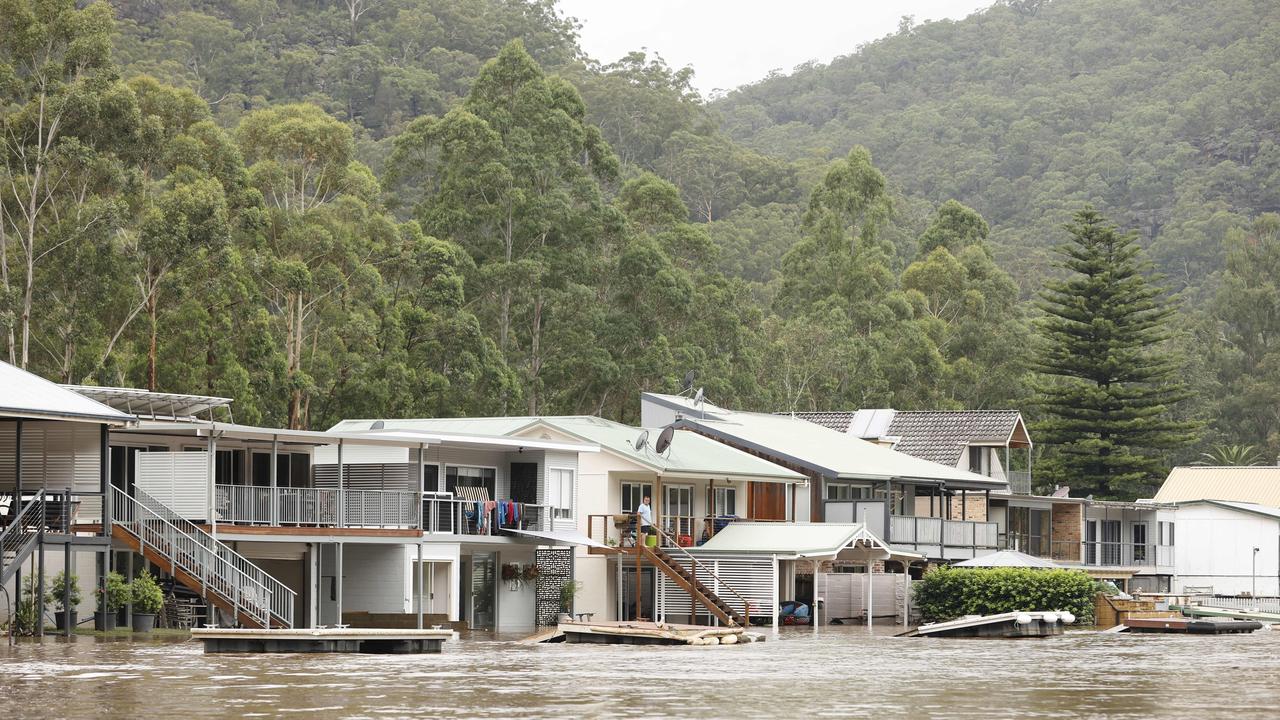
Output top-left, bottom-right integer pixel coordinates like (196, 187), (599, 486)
(0, 489), (46, 583)
(644, 519), (751, 627)
(112, 487), (295, 628)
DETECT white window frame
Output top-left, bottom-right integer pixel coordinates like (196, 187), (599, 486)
(547, 467), (575, 519)
(712, 486), (737, 517)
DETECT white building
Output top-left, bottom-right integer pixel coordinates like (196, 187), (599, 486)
(1170, 500), (1280, 596)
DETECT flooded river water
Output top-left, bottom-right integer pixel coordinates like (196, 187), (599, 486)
(2, 626), (1279, 718)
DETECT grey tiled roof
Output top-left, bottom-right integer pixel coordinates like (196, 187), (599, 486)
(788, 411), (856, 432)
(886, 411), (1024, 465)
(786, 409), (1024, 467)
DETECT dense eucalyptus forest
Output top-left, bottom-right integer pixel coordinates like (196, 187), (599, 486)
(2, 0), (1278, 497)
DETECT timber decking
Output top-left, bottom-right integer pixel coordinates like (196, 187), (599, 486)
(191, 627), (456, 653)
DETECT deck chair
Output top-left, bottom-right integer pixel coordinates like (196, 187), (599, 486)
(456, 486), (491, 534)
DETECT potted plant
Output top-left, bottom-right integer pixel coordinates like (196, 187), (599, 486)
(130, 570), (164, 632)
(521, 564), (540, 583)
(95, 571), (129, 631)
(47, 571), (82, 631)
(12, 577), (41, 636)
(559, 580), (582, 622)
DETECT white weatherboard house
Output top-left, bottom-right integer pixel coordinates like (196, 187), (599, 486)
(331, 415), (806, 625)
(53, 385), (597, 634)
(1152, 466), (1280, 596)
(641, 392), (1008, 564)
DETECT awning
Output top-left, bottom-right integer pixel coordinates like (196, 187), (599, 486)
(697, 522), (922, 562)
(505, 528), (612, 550)
(953, 549), (1060, 569)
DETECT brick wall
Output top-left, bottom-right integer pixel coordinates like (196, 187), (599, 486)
(1051, 502), (1082, 562)
(947, 493), (989, 522)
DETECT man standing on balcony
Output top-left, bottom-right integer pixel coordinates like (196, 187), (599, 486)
(637, 495), (655, 541)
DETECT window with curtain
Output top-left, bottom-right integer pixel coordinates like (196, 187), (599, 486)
(547, 468), (575, 519)
(446, 466), (496, 498)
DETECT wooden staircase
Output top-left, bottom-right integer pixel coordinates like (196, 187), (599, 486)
(641, 544), (748, 627)
(110, 487), (295, 629)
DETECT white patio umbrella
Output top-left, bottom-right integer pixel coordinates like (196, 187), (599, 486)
(952, 550), (1061, 569)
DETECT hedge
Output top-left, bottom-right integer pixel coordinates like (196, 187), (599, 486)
(913, 566), (1095, 624)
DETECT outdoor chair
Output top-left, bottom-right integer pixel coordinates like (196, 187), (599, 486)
(456, 486), (491, 535)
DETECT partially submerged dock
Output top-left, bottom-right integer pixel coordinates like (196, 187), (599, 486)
(900, 611), (1076, 638)
(534, 620), (760, 646)
(1119, 617), (1262, 634)
(190, 627), (458, 654)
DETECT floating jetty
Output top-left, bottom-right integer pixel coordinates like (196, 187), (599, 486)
(190, 627), (458, 654)
(533, 620), (760, 646)
(1174, 605), (1280, 624)
(900, 610), (1075, 638)
(1120, 617), (1261, 634)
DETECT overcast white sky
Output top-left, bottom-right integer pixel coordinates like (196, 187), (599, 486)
(557, 0), (991, 96)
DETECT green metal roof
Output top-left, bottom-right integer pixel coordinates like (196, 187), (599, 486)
(651, 397), (1005, 489)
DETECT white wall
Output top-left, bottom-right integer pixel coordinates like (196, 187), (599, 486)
(1174, 504), (1280, 596)
(339, 544), (413, 614)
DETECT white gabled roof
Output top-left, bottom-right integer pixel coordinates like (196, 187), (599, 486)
(333, 415), (798, 482)
(0, 361), (134, 425)
(670, 406), (1005, 489)
(696, 522), (922, 562)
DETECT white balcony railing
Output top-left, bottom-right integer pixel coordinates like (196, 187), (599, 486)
(891, 515), (998, 549)
(1082, 541), (1174, 568)
(215, 485), (420, 529)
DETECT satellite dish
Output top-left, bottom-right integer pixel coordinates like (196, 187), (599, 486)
(370, 420), (385, 430)
(694, 387), (704, 406)
(634, 429), (650, 452)
(681, 370), (697, 394)
(655, 425), (675, 455)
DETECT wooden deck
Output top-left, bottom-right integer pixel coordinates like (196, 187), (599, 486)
(551, 620), (758, 646)
(191, 627), (457, 653)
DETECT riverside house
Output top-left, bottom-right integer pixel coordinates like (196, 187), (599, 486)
(329, 415), (807, 626)
(40, 384), (598, 634)
(640, 393), (1009, 570)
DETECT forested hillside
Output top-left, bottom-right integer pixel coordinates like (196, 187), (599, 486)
(2, 0), (1278, 497)
(715, 0), (1280, 293)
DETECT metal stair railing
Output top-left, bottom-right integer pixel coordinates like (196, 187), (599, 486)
(111, 487), (295, 628)
(0, 490), (46, 586)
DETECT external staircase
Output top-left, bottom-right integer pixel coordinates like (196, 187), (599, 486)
(110, 487), (296, 629)
(0, 490), (46, 587)
(638, 527), (751, 627)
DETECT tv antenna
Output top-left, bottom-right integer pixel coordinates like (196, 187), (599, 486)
(654, 425), (675, 456)
(633, 429), (650, 452)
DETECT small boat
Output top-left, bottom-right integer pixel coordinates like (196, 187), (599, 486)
(1123, 617), (1261, 634)
(901, 610), (1075, 638)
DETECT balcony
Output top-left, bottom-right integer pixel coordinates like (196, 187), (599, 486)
(215, 484), (420, 529)
(1082, 541), (1174, 568)
(890, 515), (998, 550)
(1005, 470), (1032, 495)
(420, 493), (551, 536)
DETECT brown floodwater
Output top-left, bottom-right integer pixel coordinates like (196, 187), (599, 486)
(2, 626), (1279, 719)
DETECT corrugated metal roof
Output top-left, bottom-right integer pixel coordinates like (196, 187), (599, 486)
(697, 522), (875, 556)
(331, 415), (802, 482)
(0, 361), (134, 424)
(675, 410), (1007, 489)
(61, 385), (231, 420)
(1154, 466), (1280, 507)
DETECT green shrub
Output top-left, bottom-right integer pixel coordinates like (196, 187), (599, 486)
(97, 571), (130, 611)
(130, 570), (165, 614)
(913, 566), (1095, 624)
(47, 571), (81, 610)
